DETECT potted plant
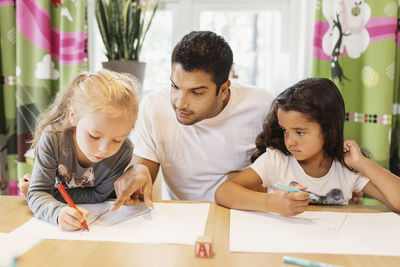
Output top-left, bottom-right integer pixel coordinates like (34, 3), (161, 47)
(95, 0), (158, 84)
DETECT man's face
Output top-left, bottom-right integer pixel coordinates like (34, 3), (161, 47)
(170, 63), (230, 125)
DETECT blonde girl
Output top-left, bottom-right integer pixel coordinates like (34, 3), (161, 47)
(215, 78), (400, 216)
(27, 69), (139, 230)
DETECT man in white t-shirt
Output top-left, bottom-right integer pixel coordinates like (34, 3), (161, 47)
(111, 31), (273, 208)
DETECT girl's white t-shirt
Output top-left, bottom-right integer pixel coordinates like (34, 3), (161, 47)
(251, 148), (369, 205)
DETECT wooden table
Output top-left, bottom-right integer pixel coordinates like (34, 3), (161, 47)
(1, 195), (399, 267)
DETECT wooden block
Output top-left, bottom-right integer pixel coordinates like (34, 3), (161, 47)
(195, 236), (213, 258)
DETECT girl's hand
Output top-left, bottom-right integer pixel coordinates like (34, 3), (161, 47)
(18, 174), (31, 197)
(273, 190), (309, 216)
(58, 206), (89, 231)
(343, 139), (363, 171)
(349, 191), (364, 205)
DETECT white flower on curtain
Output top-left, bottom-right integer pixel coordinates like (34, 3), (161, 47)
(61, 6), (73, 22)
(321, 0), (371, 82)
(35, 54), (60, 80)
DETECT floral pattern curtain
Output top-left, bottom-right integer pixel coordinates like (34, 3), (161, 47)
(312, 0), (399, 171)
(0, 0), (88, 195)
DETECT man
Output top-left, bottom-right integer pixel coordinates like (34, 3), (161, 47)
(111, 31), (273, 209)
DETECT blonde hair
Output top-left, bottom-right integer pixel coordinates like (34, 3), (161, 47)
(30, 69), (140, 149)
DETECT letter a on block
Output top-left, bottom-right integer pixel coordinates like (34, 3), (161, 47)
(195, 235), (213, 258)
(196, 243), (210, 258)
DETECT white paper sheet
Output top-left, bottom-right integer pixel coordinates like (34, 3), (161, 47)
(11, 202), (209, 245)
(82, 201), (152, 227)
(230, 210), (400, 256)
(0, 233), (41, 267)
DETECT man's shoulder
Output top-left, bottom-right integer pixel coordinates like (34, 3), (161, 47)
(229, 83), (274, 114)
(230, 83), (273, 102)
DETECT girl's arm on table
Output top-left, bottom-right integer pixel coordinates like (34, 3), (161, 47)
(214, 168), (309, 216)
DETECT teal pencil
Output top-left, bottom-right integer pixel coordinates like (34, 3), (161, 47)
(275, 183), (319, 200)
(10, 257), (18, 267)
(283, 256), (343, 267)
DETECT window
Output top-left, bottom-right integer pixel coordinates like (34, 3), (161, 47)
(88, 0), (315, 96)
(140, 10), (173, 92)
(200, 10), (287, 93)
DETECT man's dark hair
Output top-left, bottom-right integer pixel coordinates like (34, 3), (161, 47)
(171, 31), (233, 94)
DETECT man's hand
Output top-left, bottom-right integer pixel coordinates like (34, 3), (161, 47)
(18, 174), (31, 197)
(111, 164), (153, 212)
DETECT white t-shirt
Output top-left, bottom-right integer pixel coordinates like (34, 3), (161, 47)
(251, 148), (369, 205)
(132, 83), (273, 200)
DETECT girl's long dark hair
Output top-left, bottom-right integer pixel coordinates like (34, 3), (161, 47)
(251, 78), (345, 166)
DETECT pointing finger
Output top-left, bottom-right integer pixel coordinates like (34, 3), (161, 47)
(143, 183), (153, 209)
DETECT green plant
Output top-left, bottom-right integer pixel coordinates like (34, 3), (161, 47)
(95, 0), (158, 61)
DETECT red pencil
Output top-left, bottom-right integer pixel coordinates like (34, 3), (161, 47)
(56, 179), (89, 231)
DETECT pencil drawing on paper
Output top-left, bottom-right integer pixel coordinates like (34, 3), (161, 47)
(79, 202), (153, 234)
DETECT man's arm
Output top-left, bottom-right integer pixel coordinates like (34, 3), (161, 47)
(131, 154), (160, 184)
(111, 154), (160, 211)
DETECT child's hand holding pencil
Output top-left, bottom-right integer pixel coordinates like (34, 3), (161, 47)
(56, 179), (90, 231)
(58, 206), (90, 231)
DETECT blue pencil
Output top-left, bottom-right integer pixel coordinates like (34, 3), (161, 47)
(275, 183), (319, 200)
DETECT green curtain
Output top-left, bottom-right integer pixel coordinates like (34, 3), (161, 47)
(312, 0), (399, 171)
(0, 0), (88, 195)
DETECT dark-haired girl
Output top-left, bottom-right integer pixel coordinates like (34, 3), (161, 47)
(215, 78), (400, 216)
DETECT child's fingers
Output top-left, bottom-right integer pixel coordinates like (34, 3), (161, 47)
(66, 207), (86, 223)
(278, 193), (309, 216)
(59, 217), (80, 231)
(292, 209), (306, 216)
(292, 199), (309, 215)
(343, 139), (353, 151)
(294, 200), (310, 210)
(291, 184), (307, 191)
(23, 174), (32, 182)
(59, 207), (84, 230)
(287, 192), (310, 201)
(76, 207), (89, 221)
(18, 177), (30, 197)
(349, 191), (364, 205)
(18, 177), (26, 188)
(294, 197), (310, 206)
(343, 143), (350, 152)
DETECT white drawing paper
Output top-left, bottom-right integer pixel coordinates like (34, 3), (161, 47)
(11, 202), (209, 245)
(230, 210), (400, 256)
